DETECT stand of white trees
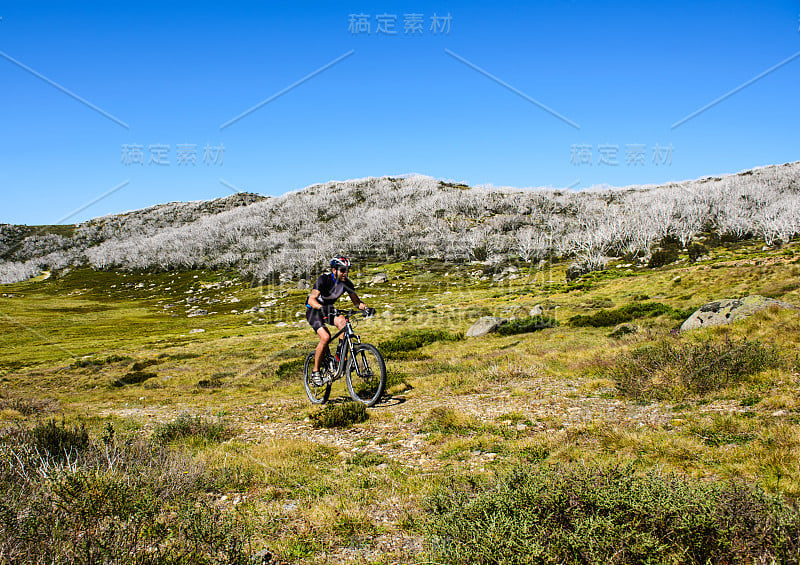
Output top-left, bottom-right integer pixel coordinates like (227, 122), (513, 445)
(1, 163), (799, 284)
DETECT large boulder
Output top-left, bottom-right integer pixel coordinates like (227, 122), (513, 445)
(370, 273), (389, 284)
(680, 295), (797, 332)
(466, 316), (508, 338)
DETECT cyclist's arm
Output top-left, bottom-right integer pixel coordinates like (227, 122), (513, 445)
(348, 291), (367, 310)
(307, 289), (325, 310)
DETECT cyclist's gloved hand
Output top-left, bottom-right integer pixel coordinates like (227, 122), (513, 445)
(364, 307), (376, 318)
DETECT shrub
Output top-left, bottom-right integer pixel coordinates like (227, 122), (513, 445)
(31, 418), (90, 460)
(379, 329), (462, 360)
(310, 401), (369, 429)
(648, 248), (679, 268)
(70, 354), (129, 369)
(497, 315), (557, 336)
(610, 337), (781, 400)
(424, 463), (800, 565)
(111, 371), (156, 387)
(151, 413), (235, 444)
(687, 242), (708, 262)
(196, 375), (223, 389)
(569, 302), (684, 327)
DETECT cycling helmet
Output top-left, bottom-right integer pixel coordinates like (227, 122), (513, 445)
(330, 256), (351, 270)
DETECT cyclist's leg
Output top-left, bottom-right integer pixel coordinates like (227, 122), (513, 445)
(306, 308), (331, 372)
(314, 326), (332, 371)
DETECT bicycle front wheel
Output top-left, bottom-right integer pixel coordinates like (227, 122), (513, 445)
(303, 352), (331, 404)
(345, 344), (386, 407)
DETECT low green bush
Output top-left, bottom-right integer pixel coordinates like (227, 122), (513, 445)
(310, 401), (369, 429)
(424, 463), (800, 565)
(648, 247), (679, 268)
(610, 337), (781, 400)
(70, 354), (129, 369)
(379, 329), (462, 360)
(112, 371), (157, 387)
(151, 413), (235, 444)
(31, 418), (90, 460)
(569, 301), (686, 327)
(497, 315), (557, 336)
(688, 242), (708, 262)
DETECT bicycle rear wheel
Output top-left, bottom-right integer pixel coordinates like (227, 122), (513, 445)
(345, 344), (386, 407)
(303, 352), (331, 404)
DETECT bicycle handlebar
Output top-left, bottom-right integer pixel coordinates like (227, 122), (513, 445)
(332, 307), (376, 318)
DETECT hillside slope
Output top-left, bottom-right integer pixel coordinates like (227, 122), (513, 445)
(1, 163), (799, 283)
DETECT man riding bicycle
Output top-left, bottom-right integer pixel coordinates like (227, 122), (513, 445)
(306, 256), (370, 386)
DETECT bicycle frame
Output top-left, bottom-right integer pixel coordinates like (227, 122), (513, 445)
(327, 311), (362, 379)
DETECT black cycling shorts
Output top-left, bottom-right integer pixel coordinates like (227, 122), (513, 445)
(306, 306), (337, 332)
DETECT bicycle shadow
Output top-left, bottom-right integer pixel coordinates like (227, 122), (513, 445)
(325, 394), (407, 408)
(372, 395), (407, 408)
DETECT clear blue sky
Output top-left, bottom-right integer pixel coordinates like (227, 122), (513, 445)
(1, 1), (798, 225)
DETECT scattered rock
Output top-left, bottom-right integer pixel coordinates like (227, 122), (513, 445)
(529, 304), (544, 316)
(370, 273), (389, 284)
(189, 328), (205, 334)
(188, 309), (209, 317)
(680, 295), (798, 332)
(296, 278), (310, 290)
(466, 316), (508, 338)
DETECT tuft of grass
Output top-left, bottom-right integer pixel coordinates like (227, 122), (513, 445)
(275, 358), (304, 381)
(610, 336), (781, 400)
(424, 463), (800, 565)
(151, 413), (236, 444)
(421, 407), (482, 435)
(310, 401), (369, 429)
(347, 451), (387, 467)
(496, 315), (557, 336)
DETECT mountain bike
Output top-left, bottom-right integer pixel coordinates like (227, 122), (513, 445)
(302, 309), (387, 407)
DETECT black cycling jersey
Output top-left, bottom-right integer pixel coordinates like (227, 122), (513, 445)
(306, 273), (356, 308)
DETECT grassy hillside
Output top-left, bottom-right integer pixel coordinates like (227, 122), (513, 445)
(1, 236), (799, 563)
